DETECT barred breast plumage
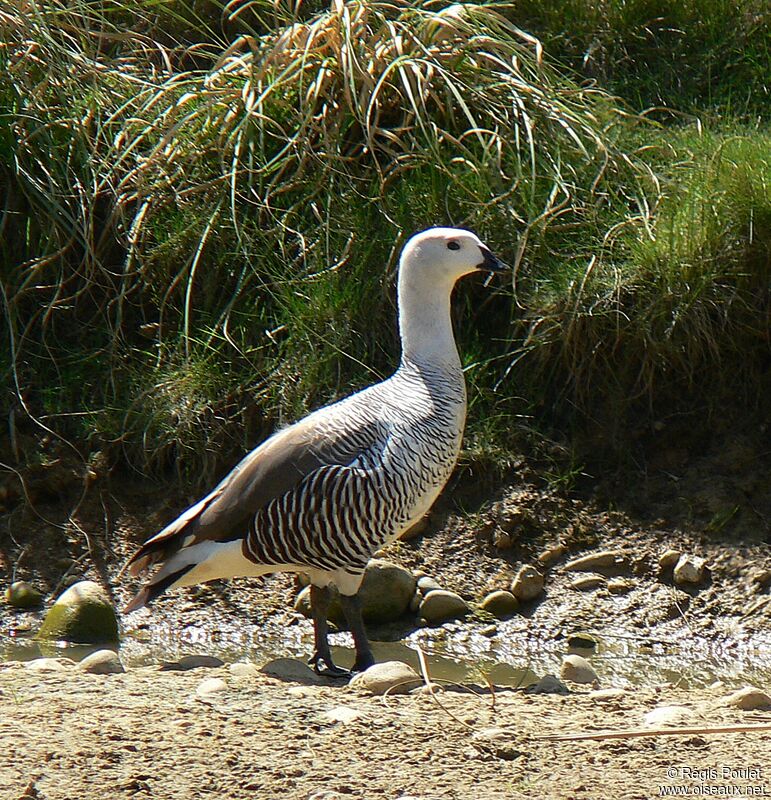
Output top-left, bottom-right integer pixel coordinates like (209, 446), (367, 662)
(124, 227), (506, 676)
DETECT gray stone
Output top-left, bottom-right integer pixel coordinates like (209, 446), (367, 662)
(160, 654), (224, 671)
(260, 657), (323, 685)
(417, 575), (443, 595)
(673, 554), (708, 586)
(5, 581), (43, 609)
(560, 654), (598, 684)
(348, 661), (421, 695)
(564, 550), (627, 573)
(419, 589), (470, 624)
(571, 574), (606, 591)
(510, 565), (544, 602)
(479, 590), (519, 619)
(36, 581), (119, 643)
(294, 559), (416, 624)
(79, 649), (124, 674)
(718, 686), (771, 710)
(525, 674), (569, 695)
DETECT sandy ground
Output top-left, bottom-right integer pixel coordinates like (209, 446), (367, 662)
(2, 659), (771, 800)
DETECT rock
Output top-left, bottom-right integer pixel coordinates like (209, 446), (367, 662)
(229, 662), (260, 678)
(607, 578), (633, 595)
(349, 661), (421, 695)
(566, 633), (597, 650)
(196, 677), (228, 696)
(492, 530), (513, 549)
(538, 545), (568, 567)
(510, 565), (544, 602)
(419, 590), (470, 624)
(525, 674), (569, 695)
(564, 550), (627, 574)
(479, 590), (518, 619)
(560, 654), (598, 685)
(408, 591), (421, 613)
(658, 549), (681, 574)
(294, 560), (416, 624)
(5, 581), (43, 609)
(160, 655), (225, 671)
(718, 686), (771, 710)
(644, 705), (697, 727)
(36, 581), (119, 643)
(417, 575), (442, 594)
(323, 705), (363, 724)
(25, 657), (76, 672)
(471, 727), (523, 760)
(571, 575), (606, 591)
(588, 688), (626, 701)
(79, 649), (125, 674)
(411, 682), (444, 695)
(260, 658), (323, 685)
(673, 554), (708, 586)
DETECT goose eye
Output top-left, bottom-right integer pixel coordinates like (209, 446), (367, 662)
(447, 241), (460, 251)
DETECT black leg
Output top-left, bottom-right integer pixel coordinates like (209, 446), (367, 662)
(340, 592), (375, 673)
(307, 584), (349, 678)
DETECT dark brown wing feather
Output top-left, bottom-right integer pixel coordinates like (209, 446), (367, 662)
(124, 414), (382, 577)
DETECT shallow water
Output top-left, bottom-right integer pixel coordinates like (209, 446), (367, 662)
(4, 613), (771, 690)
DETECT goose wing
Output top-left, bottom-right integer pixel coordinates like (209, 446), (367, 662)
(124, 409), (384, 577)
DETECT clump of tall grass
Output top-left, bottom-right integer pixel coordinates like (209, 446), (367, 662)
(1, 0), (647, 480)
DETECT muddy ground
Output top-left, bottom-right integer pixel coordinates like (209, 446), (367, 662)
(1, 421), (770, 797)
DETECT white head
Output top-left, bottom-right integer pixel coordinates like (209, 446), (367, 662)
(399, 227), (504, 289)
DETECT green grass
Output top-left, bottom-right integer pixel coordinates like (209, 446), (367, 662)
(0, 0), (769, 484)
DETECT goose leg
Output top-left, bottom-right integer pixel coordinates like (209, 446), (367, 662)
(308, 584), (349, 678)
(340, 593), (375, 673)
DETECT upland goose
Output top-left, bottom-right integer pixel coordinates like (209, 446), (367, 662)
(124, 227), (505, 676)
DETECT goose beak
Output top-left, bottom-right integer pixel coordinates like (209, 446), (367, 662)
(477, 245), (506, 273)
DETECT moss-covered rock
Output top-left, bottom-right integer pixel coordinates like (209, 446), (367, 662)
(5, 581), (43, 609)
(36, 581), (119, 643)
(294, 559), (416, 625)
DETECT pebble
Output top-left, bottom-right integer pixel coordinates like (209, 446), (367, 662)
(607, 577), (633, 594)
(560, 654), (598, 685)
(525, 674), (569, 695)
(588, 688), (626, 702)
(411, 682), (444, 696)
(479, 590), (519, 619)
(409, 591), (422, 613)
(510, 565), (544, 602)
(348, 661), (422, 695)
(563, 550), (626, 573)
(416, 576), (442, 595)
(492, 530), (513, 549)
(79, 649), (125, 675)
(196, 677), (228, 696)
(538, 544), (568, 567)
(658, 549), (681, 574)
(673, 554), (708, 586)
(570, 574), (606, 591)
(229, 662), (260, 678)
(323, 705), (363, 724)
(260, 657), (324, 685)
(419, 590), (470, 624)
(718, 686), (771, 710)
(5, 581), (43, 609)
(566, 633), (597, 650)
(644, 705), (697, 727)
(25, 657), (76, 672)
(160, 655), (225, 671)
